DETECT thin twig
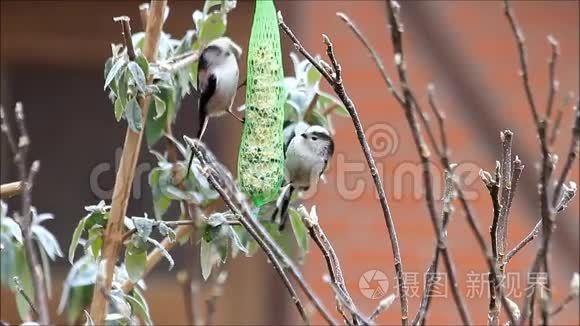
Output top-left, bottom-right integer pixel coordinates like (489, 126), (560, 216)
(13, 276), (39, 317)
(121, 224), (192, 293)
(427, 85), (449, 159)
(0, 181), (25, 199)
(192, 148), (309, 325)
(549, 293), (578, 317)
(504, 0), (540, 126)
(335, 12), (404, 105)
(2, 102), (50, 324)
(545, 36), (559, 120)
(497, 130), (514, 256)
(278, 11), (409, 324)
(113, 16), (137, 61)
(549, 93), (575, 146)
(157, 51), (201, 73)
(304, 93), (320, 124)
(323, 276), (371, 326)
(481, 162), (503, 325)
(90, 3), (166, 323)
(383, 3), (471, 324)
(552, 101), (580, 208)
(298, 206), (359, 325)
(505, 220), (541, 263)
(187, 138), (337, 325)
(369, 294), (396, 322)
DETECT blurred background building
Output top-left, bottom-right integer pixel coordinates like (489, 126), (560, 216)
(1, 1), (578, 325)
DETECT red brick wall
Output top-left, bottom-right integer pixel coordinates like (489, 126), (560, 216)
(297, 1), (579, 325)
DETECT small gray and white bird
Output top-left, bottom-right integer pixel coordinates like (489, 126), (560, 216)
(186, 37), (243, 178)
(272, 124), (335, 230)
(196, 37), (244, 139)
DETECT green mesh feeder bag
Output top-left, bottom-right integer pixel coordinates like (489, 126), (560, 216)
(237, 0), (285, 206)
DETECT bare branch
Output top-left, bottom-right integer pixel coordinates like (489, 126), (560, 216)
(497, 130), (514, 255)
(0, 105), (17, 153)
(323, 276), (371, 326)
(2, 102), (50, 324)
(369, 294), (396, 322)
(553, 102), (580, 208)
(90, 2), (167, 323)
(298, 206), (359, 325)
(382, 3), (472, 324)
(505, 220), (541, 263)
(549, 294), (577, 318)
(427, 85), (449, 159)
(549, 93), (575, 146)
(113, 16), (136, 61)
(545, 36), (560, 120)
(187, 138), (337, 325)
(0, 181), (25, 199)
(504, 0), (540, 126)
(335, 12), (404, 104)
(279, 10), (409, 323)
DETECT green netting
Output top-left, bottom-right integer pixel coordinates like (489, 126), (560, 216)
(237, 0), (285, 206)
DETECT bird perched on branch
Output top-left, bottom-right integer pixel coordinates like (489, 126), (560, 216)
(272, 124), (335, 230)
(186, 37), (243, 178)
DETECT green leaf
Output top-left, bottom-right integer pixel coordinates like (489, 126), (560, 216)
(126, 97), (143, 132)
(84, 200), (111, 214)
(198, 12), (226, 44)
(226, 225), (248, 254)
(130, 289), (152, 326)
(66, 255), (98, 287)
(145, 90), (170, 147)
(60, 284), (94, 323)
(317, 90), (349, 117)
(190, 62), (199, 92)
(132, 216), (154, 240)
(32, 224), (63, 260)
(149, 168), (171, 219)
(127, 61), (147, 93)
(118, 69), (129, 106)
(175, 30), (195, 55)
(306, 64), (322, 87)
(147, 238), (174, 270)
(114, 97), (124, 122)
(125, 245), (147, 282)
(153, 95), (166, 120)
(2, 216), (23, 244)
(288, 208), (309, 254)
(13, 246), (34, 320)
(135, 52), (149, 77)
(158, 222), (176, 241)
(200, 238), (215, 280)
(125, 292), (153, 325)
(104, 58), (127, 91)
(39, 245), (53, 297)
(86, 225), (103, 258)
(207, 212), (226, 227)
(69, 217), (86, 263)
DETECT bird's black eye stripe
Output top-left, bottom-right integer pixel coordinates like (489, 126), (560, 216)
(310, 131), (331, 141)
